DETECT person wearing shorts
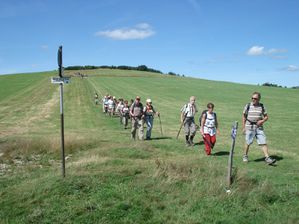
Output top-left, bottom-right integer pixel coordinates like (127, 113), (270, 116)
(242, 92), (276, 165)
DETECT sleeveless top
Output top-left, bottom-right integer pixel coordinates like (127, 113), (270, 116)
(203, 112), (217, 136)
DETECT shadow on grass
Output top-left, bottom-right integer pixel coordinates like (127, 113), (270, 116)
(194, 141), (204, 146)
(253, 155), (283, 166)
(212, 151), (230, 156)
(149, 136), (172, 141)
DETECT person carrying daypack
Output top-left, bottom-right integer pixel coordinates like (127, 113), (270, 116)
(200, 103), (219, 155)
(143, 98), (159, 140)
(180, 96), (198, 146)
(242, 91), (276, 165)
(130, 96), (144, 140)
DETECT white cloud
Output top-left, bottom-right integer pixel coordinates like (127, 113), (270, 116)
(247, 46), (288, 57)
(286, 65), (299, 72)
(268, 48), (287, 54)
(135, 23), (151, 29)
(247, 46), (265, 56)
(95, 23), (155, 40)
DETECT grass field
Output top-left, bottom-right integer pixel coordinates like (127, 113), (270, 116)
(0, 69), (299, 223)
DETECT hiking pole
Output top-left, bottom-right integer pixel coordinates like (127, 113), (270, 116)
(158, 114), (163, 136)
(176, 113), (187, 139)
(176, 122), (184, 139)
(227, 121), (238, 192)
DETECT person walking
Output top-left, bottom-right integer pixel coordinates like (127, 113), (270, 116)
(116, 98), (124, 124)
(107, 96), (115, 117)
(122, 100), (130, 129)
(180, 96), (198, 146)
(130, 96), (144, 140)
(94, 92), (99, 105)
(200, 103), (219, 155)
(242, 92), (276, 165)
(143, 99), (159, 140)
(102, 94), (109, 113)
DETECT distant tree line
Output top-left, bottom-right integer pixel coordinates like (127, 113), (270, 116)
(64, 65), (162, 74)
(259, 82), (299, 89)
(167, 71), (185, 77)
(261, 82), (286, 88)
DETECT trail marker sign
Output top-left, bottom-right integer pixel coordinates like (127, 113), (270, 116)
(51, 77), (70, 84)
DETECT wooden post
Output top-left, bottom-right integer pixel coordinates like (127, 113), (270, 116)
(227, 121), (238, 188)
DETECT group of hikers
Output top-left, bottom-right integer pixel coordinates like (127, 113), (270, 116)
(95, 93), (159, 141)
(94, 91), (276, 165)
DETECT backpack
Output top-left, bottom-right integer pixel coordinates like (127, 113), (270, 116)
(244, 103), (265, 123)
(199, 110), (217, 127)
(130, 102), (143, 114)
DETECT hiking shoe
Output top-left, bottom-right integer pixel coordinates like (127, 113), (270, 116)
(185, 141), (191, 147)
(242, 155), (248, 162)
(265, 156), (276, 165)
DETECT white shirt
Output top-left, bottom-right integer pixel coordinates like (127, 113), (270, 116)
(107, 99), (115, 109)
(181, 103), (198, 118)
(203, 112), (216, 136)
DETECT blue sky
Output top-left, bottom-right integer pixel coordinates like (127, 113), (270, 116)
(0, 0), (298, 86)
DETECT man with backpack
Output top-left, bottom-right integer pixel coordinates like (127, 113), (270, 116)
(130, 96), (144, 140)
(242, 92), (276, 165)
(200, 103), (219, 155)
(180, 96), (198, 146)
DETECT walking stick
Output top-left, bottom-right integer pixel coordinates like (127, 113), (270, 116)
(158, 114), (163, 136)
(176, 113), (187, 139)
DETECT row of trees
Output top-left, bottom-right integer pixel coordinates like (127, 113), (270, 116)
(64, 65), (162, 74)
(259, 83), (299, 89)
(260, 82), (287, 88)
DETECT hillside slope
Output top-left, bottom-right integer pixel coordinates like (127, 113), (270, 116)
(0, 70), (298, 223)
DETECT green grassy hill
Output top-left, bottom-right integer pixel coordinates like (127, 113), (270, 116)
(0, 69), (298, 223)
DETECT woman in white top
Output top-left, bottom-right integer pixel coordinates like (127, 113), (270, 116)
(200, 103), (219, 155)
